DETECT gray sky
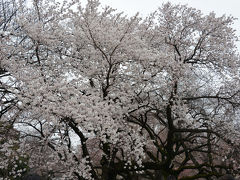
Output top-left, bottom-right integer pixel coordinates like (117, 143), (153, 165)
(94, 0), (240, 50)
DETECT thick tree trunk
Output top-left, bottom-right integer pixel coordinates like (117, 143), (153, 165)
(101, 165), (117, 180)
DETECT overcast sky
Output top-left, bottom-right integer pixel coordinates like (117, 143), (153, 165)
(90, 0), (240, 50)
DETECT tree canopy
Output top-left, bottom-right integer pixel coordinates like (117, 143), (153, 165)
(0, 0), (240, 179)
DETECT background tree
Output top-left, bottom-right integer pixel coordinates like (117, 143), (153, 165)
(0, 0), (240, 179)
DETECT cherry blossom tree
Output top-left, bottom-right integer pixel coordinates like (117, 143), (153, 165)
(0, 0), (240, 179)
(0, 0), (30, 179)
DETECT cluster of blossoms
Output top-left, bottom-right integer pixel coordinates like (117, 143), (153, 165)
(0, 0), (240, 179)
